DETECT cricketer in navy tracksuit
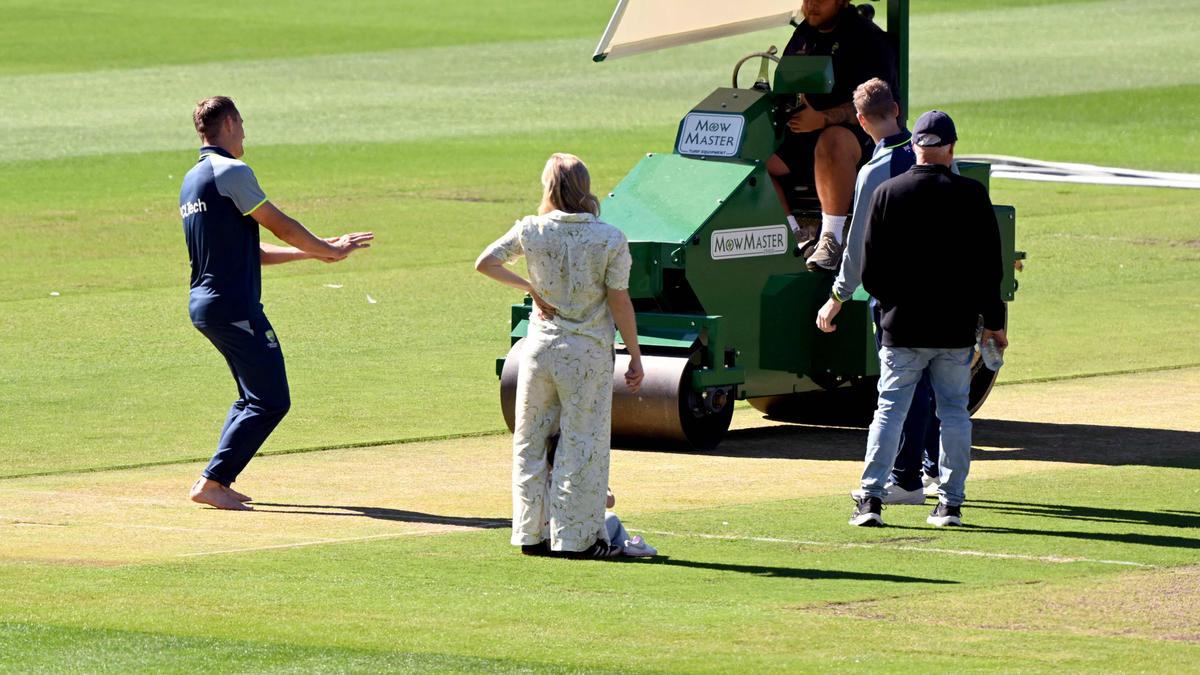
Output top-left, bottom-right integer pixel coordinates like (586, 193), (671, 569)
(179, 146), (289, 487)
(832, 130), (940, 492)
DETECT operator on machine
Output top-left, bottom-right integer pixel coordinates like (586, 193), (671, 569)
(768, 0), (898, 272)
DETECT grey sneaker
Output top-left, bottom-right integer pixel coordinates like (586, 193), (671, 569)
(805, 232), (842, 272)
(851, 482), (926, 505)
(927, 502), (963, 527)
(849, 496), (883, 526)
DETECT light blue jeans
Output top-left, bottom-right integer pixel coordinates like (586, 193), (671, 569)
(860, 346), (974, 506)
(604, 512), (630, 546)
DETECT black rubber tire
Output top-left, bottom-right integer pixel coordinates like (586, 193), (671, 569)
(751, 305), (1008, 423)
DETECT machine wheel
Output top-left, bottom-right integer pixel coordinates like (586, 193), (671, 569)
(748, 377), (878, 427)
(500, 338), (735, 451)
(966, 306), (1008, 414)
(750, 307), (1008, 424)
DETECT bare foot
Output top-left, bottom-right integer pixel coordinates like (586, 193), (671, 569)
(190, 478), (252, 511)
(225, 484), (252, 503)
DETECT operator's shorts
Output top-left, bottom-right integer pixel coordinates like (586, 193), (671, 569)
(776, 123), (874, 185)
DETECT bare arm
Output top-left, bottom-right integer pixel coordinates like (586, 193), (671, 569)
(260, 243), (312, 266)
(788, 101), (858, 133)
(252, 201), (373, 264)
(606, 288), (644, 392)
(474, 251), (557, 318)
(819, 102), (859, 127)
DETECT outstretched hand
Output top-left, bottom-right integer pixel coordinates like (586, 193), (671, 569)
(320, 231), (374, 262)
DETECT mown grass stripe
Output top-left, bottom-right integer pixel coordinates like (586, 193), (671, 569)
(0, 429), (505, 482)
(2, 0), (1195, 163)
(176, 530), (480, 558)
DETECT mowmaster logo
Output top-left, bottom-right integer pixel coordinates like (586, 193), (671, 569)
(710, 225), (789, 260)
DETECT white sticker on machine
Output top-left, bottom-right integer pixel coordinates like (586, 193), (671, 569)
(710, 225), (788, 260)
(677, 113), (744, 157)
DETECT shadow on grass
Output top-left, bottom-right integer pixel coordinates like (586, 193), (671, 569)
(625, 556), (957, 583)
(249, 503), (508, 529)
(886, 523), (1200, 550)
(622, 419), (1200, 470)
(967, 499), (1200, 529)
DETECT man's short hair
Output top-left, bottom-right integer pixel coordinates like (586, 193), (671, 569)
(852, 78), (895, 120)
(193, 96), (238, 139)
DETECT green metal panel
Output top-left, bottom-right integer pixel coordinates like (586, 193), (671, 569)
(957, 160), (991, 193)
(602, 153), (759, 243)
(810, 297), (878, 379)
(758, 273), (877, 380)
(509, 301), (532, 345)
(772, 56), (834, 95)
(626, 241), (684, 299)
(757, 274), (815, 375)
(996, 205), (1018, 302)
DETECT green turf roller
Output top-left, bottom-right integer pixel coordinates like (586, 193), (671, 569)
(499, 0), (1021, 450)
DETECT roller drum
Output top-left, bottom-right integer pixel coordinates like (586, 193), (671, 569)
(499, 338), (731, 449)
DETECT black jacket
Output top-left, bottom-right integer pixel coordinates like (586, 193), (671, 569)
(861, 163), (1005, 348)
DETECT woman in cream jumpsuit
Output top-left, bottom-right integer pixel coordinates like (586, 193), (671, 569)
(476, 154), (644, 557)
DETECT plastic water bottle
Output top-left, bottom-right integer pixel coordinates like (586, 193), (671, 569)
(981, 336), (1004, 371)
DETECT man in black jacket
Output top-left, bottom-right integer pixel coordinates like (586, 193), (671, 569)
(849, 110), (1007, 527)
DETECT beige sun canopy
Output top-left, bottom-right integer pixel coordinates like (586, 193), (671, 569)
(593, 0), (803, 62)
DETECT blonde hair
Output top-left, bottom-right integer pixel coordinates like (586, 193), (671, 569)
(538, 153), (600, 216)
(852, 78), (896, 121)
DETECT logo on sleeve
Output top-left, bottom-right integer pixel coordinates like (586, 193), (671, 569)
(179, 199), (208, 218)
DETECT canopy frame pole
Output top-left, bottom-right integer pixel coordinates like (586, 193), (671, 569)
(593, 0), (631, 62)
(887, 0), (909, 124)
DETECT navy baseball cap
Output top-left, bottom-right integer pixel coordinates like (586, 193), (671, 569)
(913, 110), (957, 147)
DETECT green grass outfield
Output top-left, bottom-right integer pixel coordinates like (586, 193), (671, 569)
(1, 0), (1198, 670)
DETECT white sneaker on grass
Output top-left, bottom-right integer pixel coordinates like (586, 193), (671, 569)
(622, 536), (657, 557)
(850, 482), (927, 505)
(923, 473), (941, 497)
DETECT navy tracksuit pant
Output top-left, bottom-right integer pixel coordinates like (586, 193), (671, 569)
(194, 315), (290, 486)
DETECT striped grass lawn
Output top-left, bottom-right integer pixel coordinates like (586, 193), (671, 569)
(0, 0), (1198, 669)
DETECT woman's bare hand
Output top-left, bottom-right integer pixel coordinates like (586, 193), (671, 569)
(531, 290), (557, 320)
(624, 357), (644, 393)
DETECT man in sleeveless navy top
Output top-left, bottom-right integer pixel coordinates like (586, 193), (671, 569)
(179, 96), (374, 510)
(769, 0), (898, 273)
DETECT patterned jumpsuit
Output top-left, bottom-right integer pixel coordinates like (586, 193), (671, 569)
(483, 210), (631, 552)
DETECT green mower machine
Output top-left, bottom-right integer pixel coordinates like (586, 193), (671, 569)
(498, 0), (1022, 449)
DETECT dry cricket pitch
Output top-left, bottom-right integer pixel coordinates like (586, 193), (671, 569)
(2, 368), (1196, 565)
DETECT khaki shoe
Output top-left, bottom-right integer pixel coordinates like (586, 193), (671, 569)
(805, 232), (842, 272)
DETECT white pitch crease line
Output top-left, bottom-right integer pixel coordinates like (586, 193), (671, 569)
(635, 530), (1152, 568)
(178, 527), (483, 558)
